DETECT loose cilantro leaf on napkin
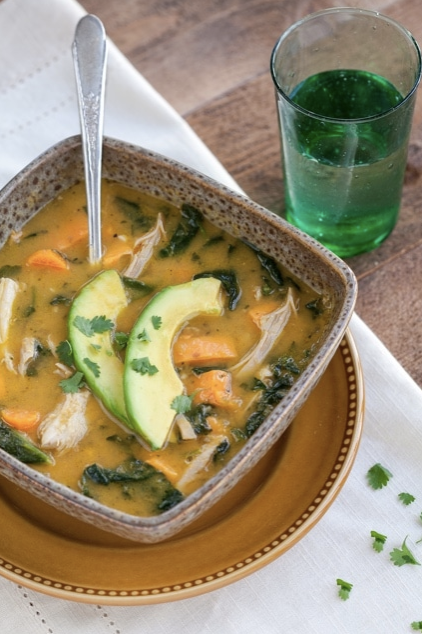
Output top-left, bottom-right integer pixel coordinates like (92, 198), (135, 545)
(366, 463), (393, 489)
(398, 492), (415, 506)
(411, 622), (422, 631)
(390, 537), (420, 567)
(336, 578), (353, 601)
(370, 530), (387, 553)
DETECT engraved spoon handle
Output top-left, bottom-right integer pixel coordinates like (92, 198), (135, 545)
(72, 15), (107, 265)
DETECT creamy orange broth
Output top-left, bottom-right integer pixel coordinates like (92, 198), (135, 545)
(0, 181), (329, 517)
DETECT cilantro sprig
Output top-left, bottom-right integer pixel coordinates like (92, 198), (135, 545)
(137, 328), (151, 342)
(74, 315), (114, 337)
(59, 371), (85, 394)
(56, 339), (74, 367)
(171, 394), (194, 415)
(131, 357), (158, 376)
(336, 578), (353, 601)
(370, 530), (387, 553)
(114, 331), (129, 350)
(390, 537), (420, 567)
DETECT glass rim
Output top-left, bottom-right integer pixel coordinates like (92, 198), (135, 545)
(270, 7), (422, 124)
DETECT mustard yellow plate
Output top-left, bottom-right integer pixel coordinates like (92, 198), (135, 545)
(0, 330), (363, 605)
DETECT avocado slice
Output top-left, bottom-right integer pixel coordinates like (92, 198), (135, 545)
(68, 269), (129, 424)
(124, 277), (224, 450)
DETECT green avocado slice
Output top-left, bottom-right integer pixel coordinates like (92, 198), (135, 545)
(68, 269), (129, 424)
(124, 277), (224, 450)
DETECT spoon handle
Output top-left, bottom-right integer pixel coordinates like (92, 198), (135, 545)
(72, 15), (107, 265)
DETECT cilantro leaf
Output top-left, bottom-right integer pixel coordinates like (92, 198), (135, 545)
(137, 328), (151, 342)
(151, 315), (162, 330)
(83, 357), (100, 378)
(90, 315), (114, 333)
(59, 371), (85, 393)
(114, 331), (129, 350)
(390, 537), (420, 567)
(74, 315), (114, 337)
(336, 578), (353, 601)
(411, 622), (422, 631)
(56, 340), (74, 367)
(370, 530), (387, 553)
(73, 316), (96, 337)
(171, 394), (194, 415)
(366, 463), (393, 490)
(131, 357), (159, 376)
(398, 492), (415, 506)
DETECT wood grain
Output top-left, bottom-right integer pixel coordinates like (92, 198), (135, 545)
(81, 0), (422, 386)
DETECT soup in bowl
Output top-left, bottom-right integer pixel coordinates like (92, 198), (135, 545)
(0, 137), (357, 542)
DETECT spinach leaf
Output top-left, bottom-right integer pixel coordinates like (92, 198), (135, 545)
(203, 235), (225, 248)
(244, 241), (284, 286)
(122, 276), (154, 299)
(106, 434), (136, 448)
(192, 365), (225, 375)
(0, 420), (51, 464)
(0, 265), (21, 278)
(305, 297), (325, 318)
(23, 304), (36, 318)
(159, 203), (202, 257)
(114, 196), (151, 229)
(50, 294), (72, 306)
(213, 438), (231, 462)
(186, 403), (214, 435)
(23, 230), (48, 240)
(194, 269), (241, 310)
(244, 359), (298, 438)
(158, 489), (185, 512)
(81, 458), (184, 513)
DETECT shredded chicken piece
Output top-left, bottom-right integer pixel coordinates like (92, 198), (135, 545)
(1, 350), (16, 374)
(9, 230), (22, 244)
(175, 414), (197, 441)
(123, 213), (166, 278)
(17, 336), (38, 375)
(0, 277), (20, 344)
(53, 362), (73, 378)
(176, 434), (227, 493)
(230, 288), (297, 381)
(46, 335), (58, 357)
(38, 391), (90, 452)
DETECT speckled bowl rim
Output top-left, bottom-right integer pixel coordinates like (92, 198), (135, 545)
(0, 136), (357, 543)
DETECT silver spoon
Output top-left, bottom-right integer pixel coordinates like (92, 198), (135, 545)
(72, 15), (107, 265)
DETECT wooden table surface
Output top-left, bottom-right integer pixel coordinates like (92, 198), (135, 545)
(81, 0), (422, 388)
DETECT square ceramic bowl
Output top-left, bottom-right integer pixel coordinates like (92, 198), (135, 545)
(0, 136), (357, 543)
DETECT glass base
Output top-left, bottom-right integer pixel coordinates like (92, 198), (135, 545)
(285, 211), (395, 258)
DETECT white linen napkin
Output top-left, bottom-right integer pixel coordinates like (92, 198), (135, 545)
(1, 1), (422, 633)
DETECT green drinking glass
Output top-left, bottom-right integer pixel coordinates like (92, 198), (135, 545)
(270, 8), (421, 258)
